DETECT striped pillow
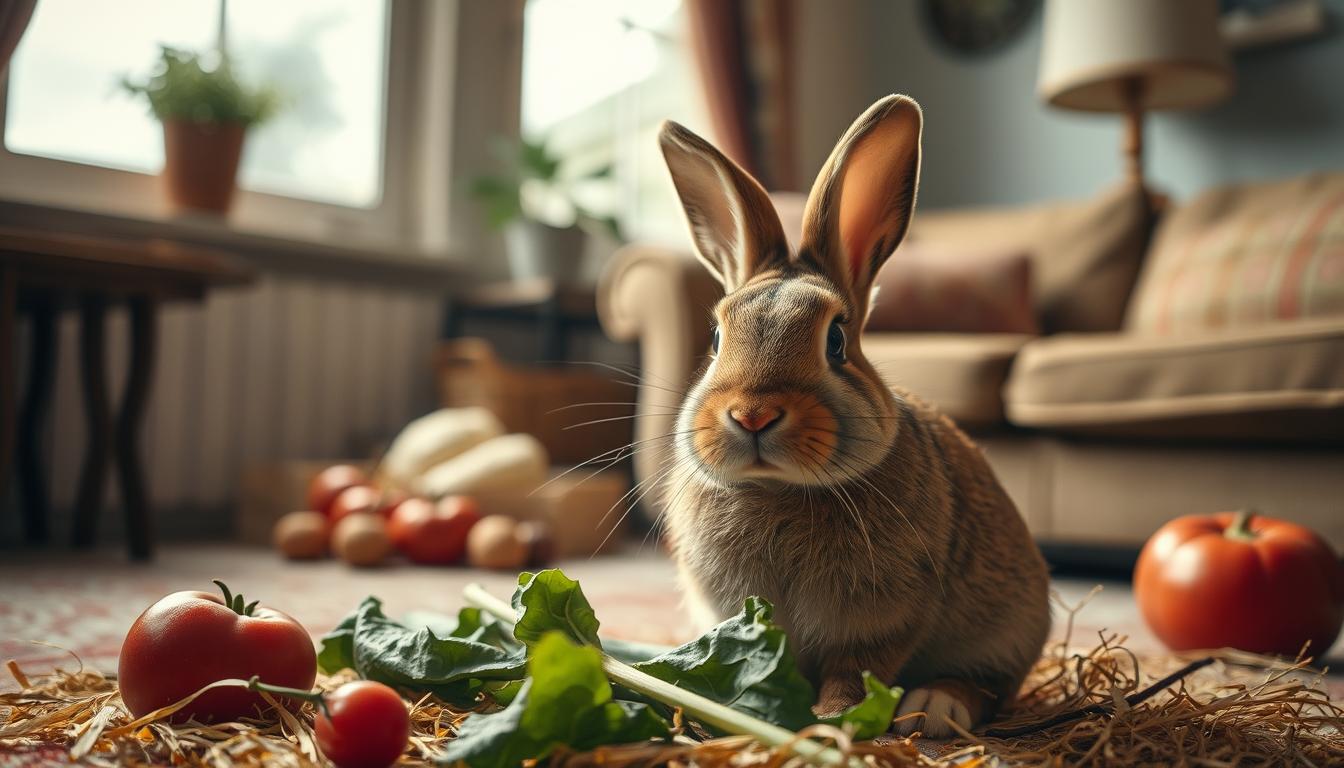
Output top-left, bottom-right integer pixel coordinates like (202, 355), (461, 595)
(1126, 173), (1344, 334)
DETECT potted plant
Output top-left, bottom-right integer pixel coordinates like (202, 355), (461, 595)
(123, 46), (280, 215)
(472, 137), (623, 283)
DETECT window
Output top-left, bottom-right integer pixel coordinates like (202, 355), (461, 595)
(520, 0), (709, 244)
(4, 0), (388, 209)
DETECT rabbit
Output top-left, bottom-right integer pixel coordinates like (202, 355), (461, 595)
(655, 94), (1051, 738)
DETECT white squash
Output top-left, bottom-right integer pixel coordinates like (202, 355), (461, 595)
(379, 407), (505, 487)
(416, 433), (548, 498)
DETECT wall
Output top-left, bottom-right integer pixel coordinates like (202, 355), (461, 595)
(797, 1), (1344, 210)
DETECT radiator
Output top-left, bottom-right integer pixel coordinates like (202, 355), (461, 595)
(6, 274), (443, 543)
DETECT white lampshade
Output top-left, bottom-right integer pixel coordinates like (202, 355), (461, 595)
(1038, 0), (1233, 113)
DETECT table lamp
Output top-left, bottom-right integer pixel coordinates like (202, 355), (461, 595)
(1038, 0), (1233, 185)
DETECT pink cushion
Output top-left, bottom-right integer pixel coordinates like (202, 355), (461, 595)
(866, 242), (1039, 334)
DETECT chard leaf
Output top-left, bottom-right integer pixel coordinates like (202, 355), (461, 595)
(602, 636), (673, 664)
(404, 607), (522, 653)
(439, 632), (668, 768)
(316, 609), (358, 674)
(631, 596), (818, 731)
(511, 570), (602, 648)
(822, 672), (903, 739)
(318, 597), (526, 705)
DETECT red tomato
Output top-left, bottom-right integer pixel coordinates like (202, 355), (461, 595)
(387, 496), (481, 564)
(118, 582), (317, 722)
(314, 681), (410, 768)
(308, 465), (367, 517)
(1135, 511), (1344, 657)
(328, 485), (381, 525)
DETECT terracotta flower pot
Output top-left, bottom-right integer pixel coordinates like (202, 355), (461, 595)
(161, 120), (246, 215)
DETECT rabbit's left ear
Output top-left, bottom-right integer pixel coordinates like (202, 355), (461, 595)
(799, 95), (922, 300)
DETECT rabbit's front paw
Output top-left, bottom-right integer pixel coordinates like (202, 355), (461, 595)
(893, 685), (972, 739)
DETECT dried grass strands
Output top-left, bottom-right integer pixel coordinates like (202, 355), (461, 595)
(937, 589), (1344, 768)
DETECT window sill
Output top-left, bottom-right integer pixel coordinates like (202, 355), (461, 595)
(0, 197), (471, 290)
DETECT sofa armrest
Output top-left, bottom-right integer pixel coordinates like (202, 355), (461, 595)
(598, 244), (721, 512)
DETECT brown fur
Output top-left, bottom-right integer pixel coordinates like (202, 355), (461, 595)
(657, 96), (1051, 735)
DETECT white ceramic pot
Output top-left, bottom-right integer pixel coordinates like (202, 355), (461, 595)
(504, 219), (587, 283)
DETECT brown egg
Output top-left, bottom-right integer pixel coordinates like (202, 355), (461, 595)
(332, 512), (392, 567)
(466, 515), (529, 571)
(273, 511), (329, 559)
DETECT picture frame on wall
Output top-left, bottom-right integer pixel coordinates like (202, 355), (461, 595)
(1221, 0), (1327, 51)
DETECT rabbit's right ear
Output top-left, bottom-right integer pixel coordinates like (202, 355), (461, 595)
(659, 121), (789, 291)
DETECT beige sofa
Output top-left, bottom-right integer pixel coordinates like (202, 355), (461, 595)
(597, 174), (1344, 558)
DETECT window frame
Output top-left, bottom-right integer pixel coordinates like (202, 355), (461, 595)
(0, 0), (422, 251)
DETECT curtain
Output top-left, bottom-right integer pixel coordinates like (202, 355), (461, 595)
(685, 0), (798, 191)
(0, 0), (36, 76)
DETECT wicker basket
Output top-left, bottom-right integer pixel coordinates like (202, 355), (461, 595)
(434, 338), (636, 466)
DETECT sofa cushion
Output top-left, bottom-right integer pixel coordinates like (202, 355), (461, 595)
(867, 243), (1039, 334)
(1005, 317), (1344, 442)
(907, 181), (1153, 333)
(1126, 172), (1344, 334)
(864, 333), (1034, 427)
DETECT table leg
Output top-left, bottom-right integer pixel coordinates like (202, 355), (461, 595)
(442, 297), (463, 339)
(540, 293), (566, 362)
(71, 296), (111, 549)
(115, 297), (157, 561)
(0, 268), (15, 524)
(17, 294), (56, 544)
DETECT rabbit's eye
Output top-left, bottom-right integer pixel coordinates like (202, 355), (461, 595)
(826, 321), (846, 363)
(712, 326), (721, 354)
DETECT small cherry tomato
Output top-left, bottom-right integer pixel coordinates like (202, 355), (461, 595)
(309, 465), (367, 517)
(1135, 510), (1344, 657)
(314, 681), (410, 768)
(387, 496), (481, 564)
(118, 581), (316, 722)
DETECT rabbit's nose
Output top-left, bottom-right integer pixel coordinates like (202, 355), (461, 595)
(728, 406), (783, 433)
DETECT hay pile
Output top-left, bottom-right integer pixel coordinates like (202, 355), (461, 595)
(3, 592), (1342, 767)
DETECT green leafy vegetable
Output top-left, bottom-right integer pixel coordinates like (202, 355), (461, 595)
(632, 596), (818, 730)
(511, 570), (602, 648)
(318, 598), (525, 705)
(439, 632), (668, 768)
(821, 672), (903, 740)
(324, 570), (901, 765)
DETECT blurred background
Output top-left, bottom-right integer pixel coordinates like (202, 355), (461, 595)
(0, 0), (1341, 564)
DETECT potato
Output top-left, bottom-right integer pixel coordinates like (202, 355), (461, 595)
(332, 512), (392, 567)
(466, 515), (530, 571)
(273, 511), (329, 559)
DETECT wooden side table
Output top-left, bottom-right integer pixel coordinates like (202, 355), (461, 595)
(0, 227), (253, 559)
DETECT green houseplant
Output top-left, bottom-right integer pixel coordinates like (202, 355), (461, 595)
(123, 46), (280, 214)
(472, 137), (623, 283)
